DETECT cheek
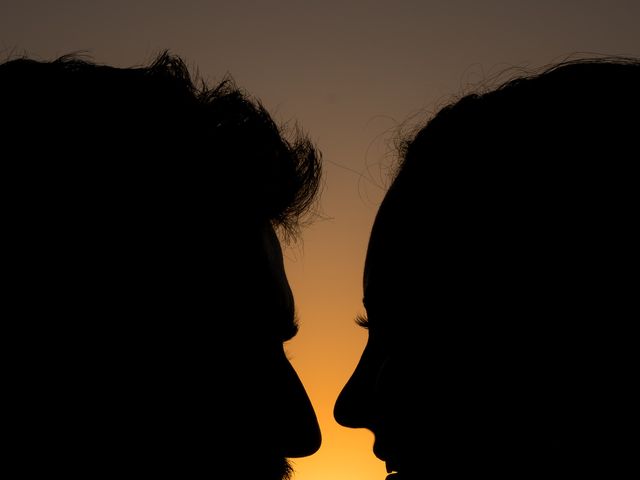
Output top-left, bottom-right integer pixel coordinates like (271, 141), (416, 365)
(221, 344), (292, 422)
(376, 355), (426, 417)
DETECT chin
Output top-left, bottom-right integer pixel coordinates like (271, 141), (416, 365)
(257, 456), (293, 480)
(222, 454), (292, 480)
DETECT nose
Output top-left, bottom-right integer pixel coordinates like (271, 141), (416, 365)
(333, 349), (377, 430)
(334, 380), (364, 429)
(281, 360), (322, 457)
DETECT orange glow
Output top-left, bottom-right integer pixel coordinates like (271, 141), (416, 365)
(283, 196), (387, 480)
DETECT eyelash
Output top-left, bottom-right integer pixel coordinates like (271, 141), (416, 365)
(355, 313), (369, 329)
(283, 345), (294, 361)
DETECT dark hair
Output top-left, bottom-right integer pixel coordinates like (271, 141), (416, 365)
(0, 51), (321, 238)
(378, 56), (640, 236)
(397, 56), (639, 178)
(370, 55), (640, 301)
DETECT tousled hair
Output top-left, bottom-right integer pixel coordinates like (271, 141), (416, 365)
(0, 50), (321, 239)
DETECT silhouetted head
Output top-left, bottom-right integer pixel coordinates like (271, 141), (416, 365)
(1, 52), (322, 479)
(335, 57), (639, 479)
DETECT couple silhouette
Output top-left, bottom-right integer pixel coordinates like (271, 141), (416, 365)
(2, 52), (638, 479)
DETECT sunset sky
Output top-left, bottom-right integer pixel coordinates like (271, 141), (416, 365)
(3, 1), (638, 479)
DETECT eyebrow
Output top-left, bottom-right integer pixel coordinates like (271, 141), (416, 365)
(282, 310), (300, 342)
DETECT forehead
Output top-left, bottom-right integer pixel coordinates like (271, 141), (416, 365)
(234, 222), (296, 340)
(362, 208), (424, 336)
(261, 223), (285, 274)
(364, 184), (421, 291)
(362, 181), (476, 340)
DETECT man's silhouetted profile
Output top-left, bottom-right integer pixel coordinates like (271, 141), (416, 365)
(1, 51), (322, 479)
(334, 56), (639, 479)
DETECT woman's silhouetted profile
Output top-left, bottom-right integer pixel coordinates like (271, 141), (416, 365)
(335, 56), (639, 479)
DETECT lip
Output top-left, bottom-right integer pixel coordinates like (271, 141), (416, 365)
(385, 469), (401, 480)
(385, 461), (399, 477)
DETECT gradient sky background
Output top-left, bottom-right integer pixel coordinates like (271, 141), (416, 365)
(3, 1), (639, 479)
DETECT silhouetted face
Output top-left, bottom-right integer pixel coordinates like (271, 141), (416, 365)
(334, 192), (431, 480)
(219, 222), (322, 479)
(334, 150), (636, 478)
(13, 207), (321, 479)
(334, 180), (549, 479)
